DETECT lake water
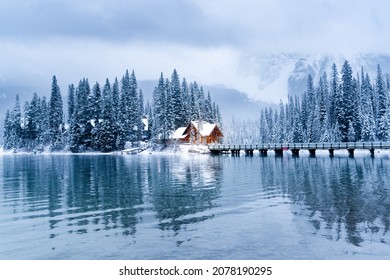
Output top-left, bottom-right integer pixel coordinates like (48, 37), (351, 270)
(1, 152), (390, 260)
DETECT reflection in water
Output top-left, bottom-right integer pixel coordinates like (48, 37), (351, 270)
(0, 155), (222, 241)
(1, 153), (390, 259)
(259, 156), (390, 247)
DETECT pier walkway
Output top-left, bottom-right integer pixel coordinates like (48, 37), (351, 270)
(208, 142), (390, 157)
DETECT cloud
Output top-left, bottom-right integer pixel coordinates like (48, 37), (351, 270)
(195, 0), (390, 53)
(0, 0), (240, 47)
(1, 0), (390, 105)
(2, 0), (390, 53)
(0, 38), (239, 96)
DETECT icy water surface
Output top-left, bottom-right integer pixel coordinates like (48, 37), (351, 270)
(1, 153), (390, 259)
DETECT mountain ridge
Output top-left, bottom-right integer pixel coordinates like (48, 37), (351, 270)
(238, 53), (390, 103)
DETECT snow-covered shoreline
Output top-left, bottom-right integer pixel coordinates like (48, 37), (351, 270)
(2, 144), (390, 158)
(0, 144), (211, 156)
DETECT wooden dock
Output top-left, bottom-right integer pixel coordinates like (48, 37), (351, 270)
(208, 142), (390, 157)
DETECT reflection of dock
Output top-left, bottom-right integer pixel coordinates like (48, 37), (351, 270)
(208, 142), (390, 157)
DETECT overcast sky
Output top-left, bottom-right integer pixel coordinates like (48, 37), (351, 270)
(1, 0), (390, 100)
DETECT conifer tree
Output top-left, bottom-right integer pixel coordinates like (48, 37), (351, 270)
(24, 93), (41, 150)
(94, 78), (118, 152)
(152, 73), (167, 141)
(3, 110), (12, 150)
(112, 77), (120, 122)
(376, 65), (389, 140)
(49, 75), (64, 151)
(67, 84), (75, 124)
(181, 78), (191, 123)
(170, 69), (185, 128)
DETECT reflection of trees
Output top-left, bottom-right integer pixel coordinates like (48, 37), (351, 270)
(260, 156), (390, 246)
(146, 156), (222, 233)
(64, 156), (144, 236)
(1, 155), (222, 240)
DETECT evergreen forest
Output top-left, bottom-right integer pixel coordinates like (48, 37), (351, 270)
(226, 61), (390, 144)
(2, 69), (222, 152)
(4, 60), (390, 152)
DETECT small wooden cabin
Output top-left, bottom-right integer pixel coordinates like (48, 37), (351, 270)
(173, 121), (223, 144)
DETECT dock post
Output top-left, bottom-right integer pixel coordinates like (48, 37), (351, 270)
(369, 148), (375, 157)
(291, 149), (300, 157)
(274, 149), (283, 157)
(328, 149), (334, 157)
(259, 149), (268, 156)
(348, 148), (355, 157)
(309, 149), (316, 157)
(245, 149), (254, 156)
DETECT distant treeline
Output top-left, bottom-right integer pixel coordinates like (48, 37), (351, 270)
(2, 69), (222, 152)
(227, 61), (390, 144)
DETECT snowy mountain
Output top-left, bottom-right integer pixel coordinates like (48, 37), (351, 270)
(237, 53), (390, 103)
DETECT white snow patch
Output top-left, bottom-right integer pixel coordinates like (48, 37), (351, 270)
(172, 127), (187, 139)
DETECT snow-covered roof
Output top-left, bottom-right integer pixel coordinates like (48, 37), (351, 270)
(172, 127), (187, 139)
(190, 121), (218, 137)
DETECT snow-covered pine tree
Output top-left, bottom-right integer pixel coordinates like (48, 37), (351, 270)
(181, 78), (191, 124)
(329, 63), (339, 130)
(165, 78), (175, 136)
(300, 91), (308, 139)
(190, 82), (200, 121)
(24, 93), (41, 150)
(129, 70), (140, 142)
(120, 70), (131, 141)
(112, 78), (120, 122)
(292, 96), (303, 143)
(198, 86), (206, 122)
(69, 78), (90, 152)
(49, 75), (64, 151)
(10, 94), (22, 150)
(170, 69), (185, 129)
(376, 65), (389, 141)
(318, 73), (329, 126)
(67, 84), (75, 124)
(89, 82), (102, 149)
(137, 89), (145, 140)
(277, 100), (286, 143)
(215, 105), (223, 130)
(205, 91), (213, 123)
(94, 78), (119, 152)
(120, 70), (140, 143)
(337, 61), (352, 141)
(3, 110), (12, 150)
(39, 96), (50, 147)
(152, 73), (167, 142)
(76, 79), (89, 125)
(91, 82), (102, 123)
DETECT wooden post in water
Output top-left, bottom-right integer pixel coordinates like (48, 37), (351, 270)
(348, 148), (355, 157)
(309, 149), (316, 157)
(369, 148), (375, 157)
(329, 149), (334, 157)
(274, 149), (283, 157)
(259, 149), (268, 156)
(291, 149), (300, 157)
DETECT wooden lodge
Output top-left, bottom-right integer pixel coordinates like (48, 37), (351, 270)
(173, 121), (223, 144)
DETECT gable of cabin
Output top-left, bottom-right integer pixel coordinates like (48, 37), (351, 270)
(181, 121), (223, 144)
